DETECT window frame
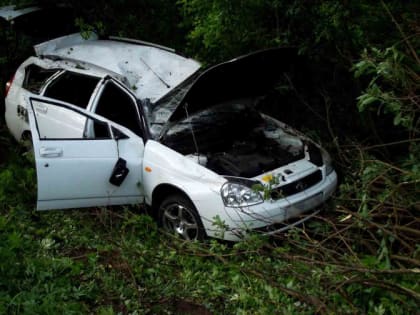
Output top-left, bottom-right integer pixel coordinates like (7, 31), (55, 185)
(30, 97), (113, 141)
(22, 64), (61, 94)
(92, 77), (150, 140)
(41, 70), (102, 109)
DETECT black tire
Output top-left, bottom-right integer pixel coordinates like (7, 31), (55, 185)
(158, 194), (206, 241)
(21, 131), (33, 153)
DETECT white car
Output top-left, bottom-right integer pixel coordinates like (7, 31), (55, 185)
(5, 33), (337, 241)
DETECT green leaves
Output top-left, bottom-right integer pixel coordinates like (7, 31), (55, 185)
(0, 124), (419, 313)
(353, 46), (419, 130)
(179, 0), (282, 62)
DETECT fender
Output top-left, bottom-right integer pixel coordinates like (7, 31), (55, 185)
(142, 140), (226, 232)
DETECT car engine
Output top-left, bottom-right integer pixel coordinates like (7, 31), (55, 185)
(161, 102), (305, 177)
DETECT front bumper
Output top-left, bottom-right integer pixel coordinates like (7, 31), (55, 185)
(214, 170), (338, 241)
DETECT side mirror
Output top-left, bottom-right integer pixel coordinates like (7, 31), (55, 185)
(109, 158), (129, 186)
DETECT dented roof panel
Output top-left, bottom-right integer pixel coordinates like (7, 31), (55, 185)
(34, 33), (99, 56)
(34, 33), (202, 103)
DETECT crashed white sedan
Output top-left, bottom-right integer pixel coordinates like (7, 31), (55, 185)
(5, 34), (337, 241)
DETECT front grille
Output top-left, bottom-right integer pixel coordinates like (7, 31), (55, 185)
(271, 170), (322, 199)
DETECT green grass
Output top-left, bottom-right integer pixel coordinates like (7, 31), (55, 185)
(0, 126), (418, 314)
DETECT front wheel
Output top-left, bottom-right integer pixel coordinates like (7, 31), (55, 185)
(158, 194), (206, 241)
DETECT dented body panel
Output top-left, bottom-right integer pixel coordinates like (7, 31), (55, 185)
(35, 33), (201, 103)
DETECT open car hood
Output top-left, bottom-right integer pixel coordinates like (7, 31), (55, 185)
(167, 47), (298, 123)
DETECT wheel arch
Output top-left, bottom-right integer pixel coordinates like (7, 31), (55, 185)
(21, 129), (32, 141)
(152, 183), (208, 240)
(151, 183), (195, 212)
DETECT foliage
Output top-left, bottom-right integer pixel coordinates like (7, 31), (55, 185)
(354, 45), (419, 133)
(177, 1), (417, 63)
(1, 125), (419, 314)
(178, 0), (279, 63)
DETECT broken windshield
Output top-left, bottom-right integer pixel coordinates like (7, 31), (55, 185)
(148, 73), (199, 138)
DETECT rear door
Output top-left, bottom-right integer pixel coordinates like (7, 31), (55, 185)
(28, 96), (145, 210)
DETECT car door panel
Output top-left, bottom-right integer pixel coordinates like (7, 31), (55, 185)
(28, 96), (145, 210)
(33, 99), (85, 138)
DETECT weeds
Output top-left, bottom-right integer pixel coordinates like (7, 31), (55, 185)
(0, 120), (419, 314)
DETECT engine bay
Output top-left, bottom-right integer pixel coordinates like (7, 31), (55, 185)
(161, 102), (306, 177)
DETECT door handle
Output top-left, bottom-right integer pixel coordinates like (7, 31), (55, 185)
(40, 147), (63, 158)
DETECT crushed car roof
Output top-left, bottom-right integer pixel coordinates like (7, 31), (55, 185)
(0, 5), (41, 21)
(35, 33), (201, 103)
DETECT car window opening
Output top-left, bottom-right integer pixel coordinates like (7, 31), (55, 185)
(95, 81), (143, 138)
(44, 71), (99, 109)
(91, 119), (111, 139)
(22, 64), (58, 94)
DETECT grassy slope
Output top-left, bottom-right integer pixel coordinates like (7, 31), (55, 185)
(0, 124), (419, 314)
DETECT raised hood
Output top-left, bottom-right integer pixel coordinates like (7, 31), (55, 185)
(167, 47), (298, 123)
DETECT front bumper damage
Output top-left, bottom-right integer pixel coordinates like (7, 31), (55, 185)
(219, 170), (338, 241)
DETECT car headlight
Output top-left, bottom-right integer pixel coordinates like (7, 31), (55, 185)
(322, 149), (334, 175)
(221, 182), (263, 207)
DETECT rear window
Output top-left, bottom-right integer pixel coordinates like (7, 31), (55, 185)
(23, 64), (58, 94)
(44, 71), (100, 109)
